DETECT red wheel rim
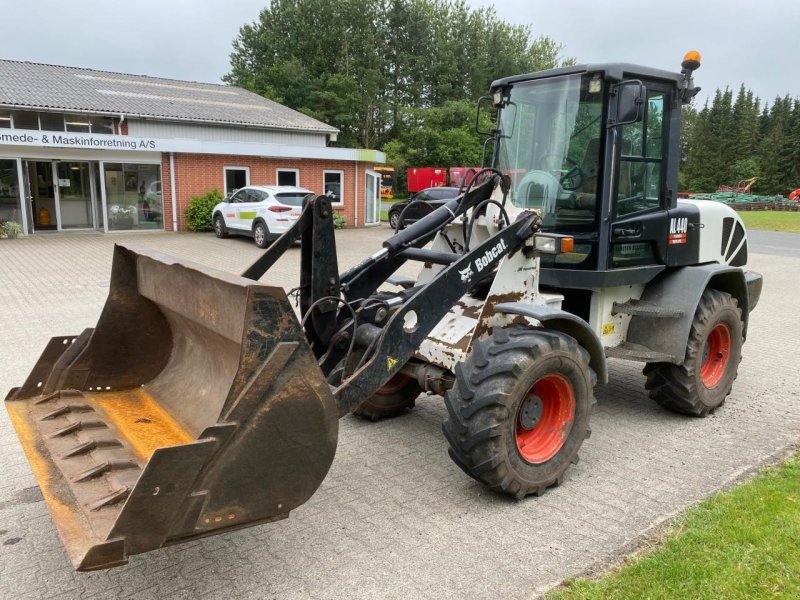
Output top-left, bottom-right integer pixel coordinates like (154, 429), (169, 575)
(515, 374), (576, 464)
(378, 373), (410, 394)
(701, 323), (731, 388)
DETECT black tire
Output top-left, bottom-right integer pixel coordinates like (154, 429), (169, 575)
(388, 211), (402, 230)
(442, 327), (594, 499)
(253, 220), (270, 248)
(353, 373), (421, 421)
(644, 288), (743, 417)
(213, 214), (229, 238)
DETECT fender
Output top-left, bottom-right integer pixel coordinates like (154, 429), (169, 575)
(494, 303), (608, 384)
(626, 264), (751, 365)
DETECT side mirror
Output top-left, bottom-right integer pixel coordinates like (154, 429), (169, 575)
(475, 96), (496, 137)
(611, 80), (646, 127)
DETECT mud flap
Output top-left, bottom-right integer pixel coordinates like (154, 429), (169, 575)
(5, 244), (338, 570)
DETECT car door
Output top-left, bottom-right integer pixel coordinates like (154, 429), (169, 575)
(225, 189), (249, 230)
(406, 190), (432, 222)
(236, 189), (262, 231)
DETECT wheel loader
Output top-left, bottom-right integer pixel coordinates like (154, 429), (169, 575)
(5, 51), (763, 571)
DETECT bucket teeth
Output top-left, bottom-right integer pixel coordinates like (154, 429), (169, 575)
(72, 460), (140, 483)
(34, 392), (61, 405)
(88, 487), (130, 511)
(61, 439), (123, 459)
(50, 419), (107, 438)
(34, 389), (83, 405)
(41, 404), (95, 421)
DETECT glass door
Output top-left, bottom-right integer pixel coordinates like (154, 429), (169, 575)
(24, 160), (58, 231)
(55, 161), (94, 229)
(364, 170), (380, 225)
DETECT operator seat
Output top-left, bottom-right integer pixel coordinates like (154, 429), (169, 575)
(574, 137), (632, 210)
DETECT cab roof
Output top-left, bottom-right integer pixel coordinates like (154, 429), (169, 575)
(491, 63), (684, 90)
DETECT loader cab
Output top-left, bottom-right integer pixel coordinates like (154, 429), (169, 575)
(491, 64), (688, 289)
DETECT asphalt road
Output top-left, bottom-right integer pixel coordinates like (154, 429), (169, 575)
(747, 229), (800, 257)
(0, 228), (798, 599)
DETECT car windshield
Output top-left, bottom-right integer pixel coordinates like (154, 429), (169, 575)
(275, 192), (311, 206)
(495, 73), (604, 232)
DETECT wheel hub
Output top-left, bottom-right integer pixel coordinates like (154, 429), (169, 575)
(700, 322), (731, 389)
(515, 374), (576, 464)
(518, 394), (543, 430)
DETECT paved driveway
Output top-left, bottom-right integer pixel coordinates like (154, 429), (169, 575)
(1, 228), (798, 599)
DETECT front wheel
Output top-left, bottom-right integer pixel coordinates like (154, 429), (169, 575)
(644, 288), (743, 416)
(253, 221), (270, 248)
(213, 214), (229, 238)
(389, 211), (402, 230)
(443, 327), (594, 498)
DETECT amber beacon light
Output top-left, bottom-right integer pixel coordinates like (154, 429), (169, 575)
(681, 50), (702, 71)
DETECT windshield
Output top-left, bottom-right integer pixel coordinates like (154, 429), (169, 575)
(275, 192), (312, 206)
(495, 73), (604, 232)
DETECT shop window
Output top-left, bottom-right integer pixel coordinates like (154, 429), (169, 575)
(13, 111), (38, 130)
(65, 115), (90, 133)
(103, 163), (163, 231)
(90, 116), (114, 135)
(224, 167), (249, 196)
(323, 170), (344, 205)
(0, 159), (21, 223)
(0, 111), (10, 129)
(40, 112), (65, 132)
(277, 168), (299, 187)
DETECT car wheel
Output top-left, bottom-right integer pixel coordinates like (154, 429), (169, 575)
(253, 221), (270, 248)
(213, 214), (229, 238)
(389, 211), (402, 230)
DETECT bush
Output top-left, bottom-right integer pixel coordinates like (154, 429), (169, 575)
(0, 220), (22, 239)
(185, 189), (224, 232)
(332, 211), (347, 229)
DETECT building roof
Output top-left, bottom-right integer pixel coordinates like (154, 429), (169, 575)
(0, 59), (338, 134)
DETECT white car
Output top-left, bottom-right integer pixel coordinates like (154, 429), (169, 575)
(212, 185), (314, 247)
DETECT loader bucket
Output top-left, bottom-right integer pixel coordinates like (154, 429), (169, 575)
(4, 244), (338, 571)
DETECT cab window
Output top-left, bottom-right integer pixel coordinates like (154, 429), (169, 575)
(615, 91), (666, 217)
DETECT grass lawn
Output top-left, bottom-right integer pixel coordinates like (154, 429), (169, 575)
(737, 210), (800, 233)
(380, 209), (389, 222)
(547, 453), (800, 599)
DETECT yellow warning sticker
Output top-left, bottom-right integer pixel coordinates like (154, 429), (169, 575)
(387, 356), (398, 370)
(602, 322), (616, 336)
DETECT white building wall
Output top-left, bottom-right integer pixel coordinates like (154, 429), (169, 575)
(127, 120), (328, 147)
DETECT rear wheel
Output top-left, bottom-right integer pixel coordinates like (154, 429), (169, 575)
(213, 214), (229, 238)
(644, 288), (743, 416)
(442, 327), (594, 498)
(353, 373), (421, 421)
(389, 211), (402, 230)
(253, 221), (270, 248)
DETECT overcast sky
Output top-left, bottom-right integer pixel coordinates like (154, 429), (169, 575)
(3, 0), (798, 107)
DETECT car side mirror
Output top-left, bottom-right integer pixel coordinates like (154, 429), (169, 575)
(610, 80), (646, 127)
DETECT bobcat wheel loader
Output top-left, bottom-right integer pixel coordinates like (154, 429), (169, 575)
(5, 52), (762, 571)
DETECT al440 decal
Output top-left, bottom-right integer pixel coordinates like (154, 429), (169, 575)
(668, 217), (688, 245)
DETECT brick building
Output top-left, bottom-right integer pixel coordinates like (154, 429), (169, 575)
(0, 59), (384, 234)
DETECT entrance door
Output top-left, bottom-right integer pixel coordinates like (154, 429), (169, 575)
(24, 160), (57, 231)
(364, 170), (380, 225)
(23, 160), (96, 231)
(55, 161), (94, 229)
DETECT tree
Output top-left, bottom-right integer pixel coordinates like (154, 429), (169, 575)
(225, 0), (572, 157)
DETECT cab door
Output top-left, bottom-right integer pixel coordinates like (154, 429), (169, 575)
(607, 85), (672, 270)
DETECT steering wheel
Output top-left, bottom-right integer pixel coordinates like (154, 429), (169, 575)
(539, 153), (584, 191)
(514, 170), (562, 213)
